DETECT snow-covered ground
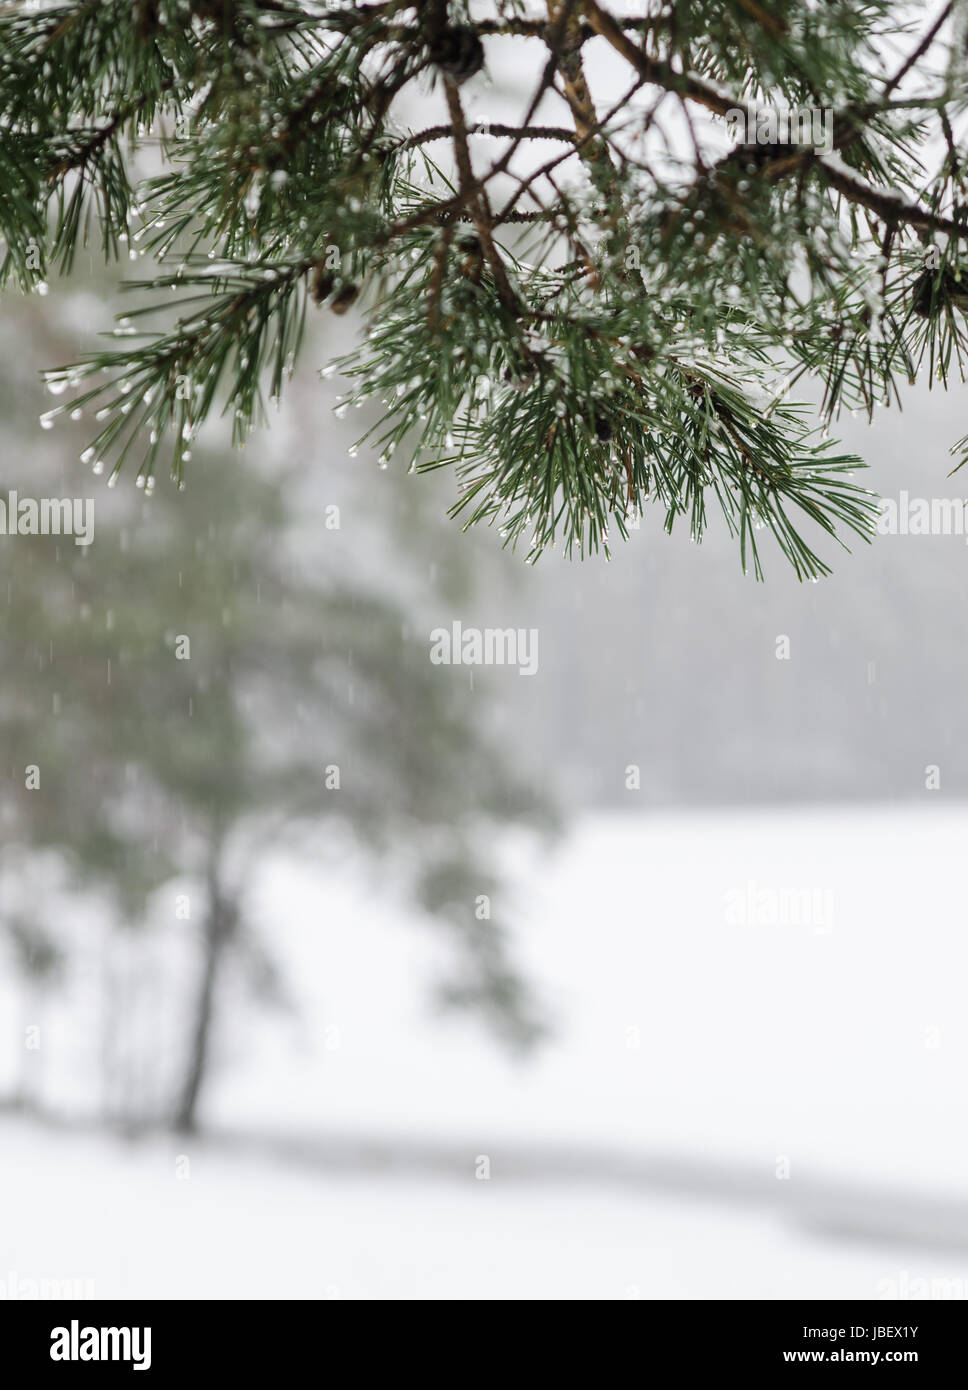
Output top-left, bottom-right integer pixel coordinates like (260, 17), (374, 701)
(228, 804), (968, 1187)
(4, 805), (968, 1298)
(4, 1115), (966, 1300)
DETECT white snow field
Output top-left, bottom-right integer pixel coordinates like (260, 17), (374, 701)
(3, 804), (968, 1299)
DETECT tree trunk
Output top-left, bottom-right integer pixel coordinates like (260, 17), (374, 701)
(174, 857), (236, 1133)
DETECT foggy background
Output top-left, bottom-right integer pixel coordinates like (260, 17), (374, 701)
(2, 17), (968, 1301)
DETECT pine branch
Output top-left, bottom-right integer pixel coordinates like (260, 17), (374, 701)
(7, 0), (968, 578)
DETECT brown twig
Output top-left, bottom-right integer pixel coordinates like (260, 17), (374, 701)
(442, 77), (520, 312)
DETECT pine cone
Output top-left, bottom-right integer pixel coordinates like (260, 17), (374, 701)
(456, 233), (483, 284)
(913, 266), (968, 318)
(430, 26), (485, 85)
(330, 283), (360, 315)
